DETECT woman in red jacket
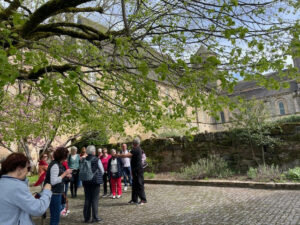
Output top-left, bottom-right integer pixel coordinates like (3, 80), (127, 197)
(34, 154), (49, 186)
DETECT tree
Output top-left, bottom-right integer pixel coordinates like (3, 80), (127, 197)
(228, 99), (281, 165)
(0, 83), (114, 162)
(0, 0), (299, 135)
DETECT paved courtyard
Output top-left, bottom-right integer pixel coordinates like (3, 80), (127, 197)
(33, 184), (300, 225)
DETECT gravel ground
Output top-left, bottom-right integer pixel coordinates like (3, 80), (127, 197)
(32, 184), (300, 225)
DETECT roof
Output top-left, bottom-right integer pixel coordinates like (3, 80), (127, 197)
(229, 71), (299, 100)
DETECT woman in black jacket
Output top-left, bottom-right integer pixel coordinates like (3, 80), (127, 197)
(107, 149), (123, 199)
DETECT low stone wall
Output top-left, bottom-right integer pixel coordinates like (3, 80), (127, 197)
(103, 123), (300, 173)
(140, 123), (300, 173)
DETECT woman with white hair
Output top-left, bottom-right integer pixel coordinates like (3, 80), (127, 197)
(67, 146), (80, 198)
(82, 145), (104, 223)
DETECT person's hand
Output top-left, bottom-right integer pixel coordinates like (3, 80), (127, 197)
(63, 169), (72, 177)
(66, 174), (72, 178)
(66, 169), (73, 175)
(43, 183), (51, 190)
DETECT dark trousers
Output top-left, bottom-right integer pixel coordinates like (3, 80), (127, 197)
(123, 166), (132, 186)
(103, 172), (111, 195)
(131, 170), (146, 203)
(70, 171), (79, 197)
(83, 183), (100, 222)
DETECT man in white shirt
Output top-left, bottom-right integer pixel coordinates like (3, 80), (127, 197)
(121, 143), (132, 191)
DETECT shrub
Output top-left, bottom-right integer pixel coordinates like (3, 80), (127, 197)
(247, 167), (258, 179)
(247, 164), (283, 182)
(179, 155), (233, 180)
(144, 172), (155, 179)
(275, 115), (300, 123)
(285, 167), (300, 181)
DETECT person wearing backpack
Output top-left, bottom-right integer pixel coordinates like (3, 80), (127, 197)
(80, 145), (104, 223)
(115, 137), (147, 205)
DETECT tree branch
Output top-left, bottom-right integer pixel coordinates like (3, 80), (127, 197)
(21, 0), (92, 37)
(34, 22), (108, 39)
(18, 64), (78, 81)
(121, 0), (130, 36)
(0, 140), (14, 152)
(56, 6), (104, 14)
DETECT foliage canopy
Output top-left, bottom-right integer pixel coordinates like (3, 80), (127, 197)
(0, 0), (299, 144)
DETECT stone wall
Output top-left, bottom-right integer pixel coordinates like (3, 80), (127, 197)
(137, 123), (300, 173)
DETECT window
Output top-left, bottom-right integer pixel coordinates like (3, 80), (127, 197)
(278, 102), (285, 115)
(220, 111), (225, 123)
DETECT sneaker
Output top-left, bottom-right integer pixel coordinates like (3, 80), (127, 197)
(138, 200), (147, 205)
(65, 210), (70, 216)
(108, 194), (113, 198)
(102, 194), (107, 198)
(124, 186), (128, 191)
(112, 195), (116, 199)
(60, 208), (66, 216)
(116, 195), (121, 199)
(128, 200), (138, 204)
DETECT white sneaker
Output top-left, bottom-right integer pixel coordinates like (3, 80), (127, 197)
(116, 195), (121, 199)
(124, 186), (128, 191)
(112, 195), (116, 199)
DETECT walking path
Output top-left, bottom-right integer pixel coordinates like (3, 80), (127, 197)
(32, 184), (300, 225)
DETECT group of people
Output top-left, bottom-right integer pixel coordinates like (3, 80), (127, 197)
(0, 137), (147, 225)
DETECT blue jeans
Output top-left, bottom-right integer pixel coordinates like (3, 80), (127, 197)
(123, 167), (132, 186)
(64, 182), (69, 196)
(50, 194), (62, 225)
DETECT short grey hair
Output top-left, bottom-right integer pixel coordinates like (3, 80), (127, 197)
(98, 148), (102, 153)
(111, 149), (116, 154)
(70, 146), (77, 152)
(86, 145), (96, 155)
(133, 137), (140, 145)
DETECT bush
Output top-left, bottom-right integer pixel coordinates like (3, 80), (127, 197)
(179, 155), (233, 180)
(247, 167), (258, 180)
(275, 115), (300, 123)
(247, 164), (283, 182)
(144, 172), (155, 179)
(285, 167), (300, 181)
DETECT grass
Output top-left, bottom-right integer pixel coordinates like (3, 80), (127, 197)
(28, 175), (39, 184)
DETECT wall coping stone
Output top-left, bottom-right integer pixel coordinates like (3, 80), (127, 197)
(144, 179), (300, 190)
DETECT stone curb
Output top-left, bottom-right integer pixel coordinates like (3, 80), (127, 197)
(144, 179), (300, 190)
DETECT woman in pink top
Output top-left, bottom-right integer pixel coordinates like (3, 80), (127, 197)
(100, 148), (111, 197)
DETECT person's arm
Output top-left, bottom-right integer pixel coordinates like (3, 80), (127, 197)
(50, 164), (72, 185)
(116, 152), (133, 158)
(97, 159), (104, 175)
(13, 183), (52, 217)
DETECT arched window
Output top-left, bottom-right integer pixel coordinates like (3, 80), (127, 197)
(278, 102), (286, 115)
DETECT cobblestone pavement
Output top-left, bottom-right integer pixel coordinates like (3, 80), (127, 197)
(32, 184), (300, 225)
